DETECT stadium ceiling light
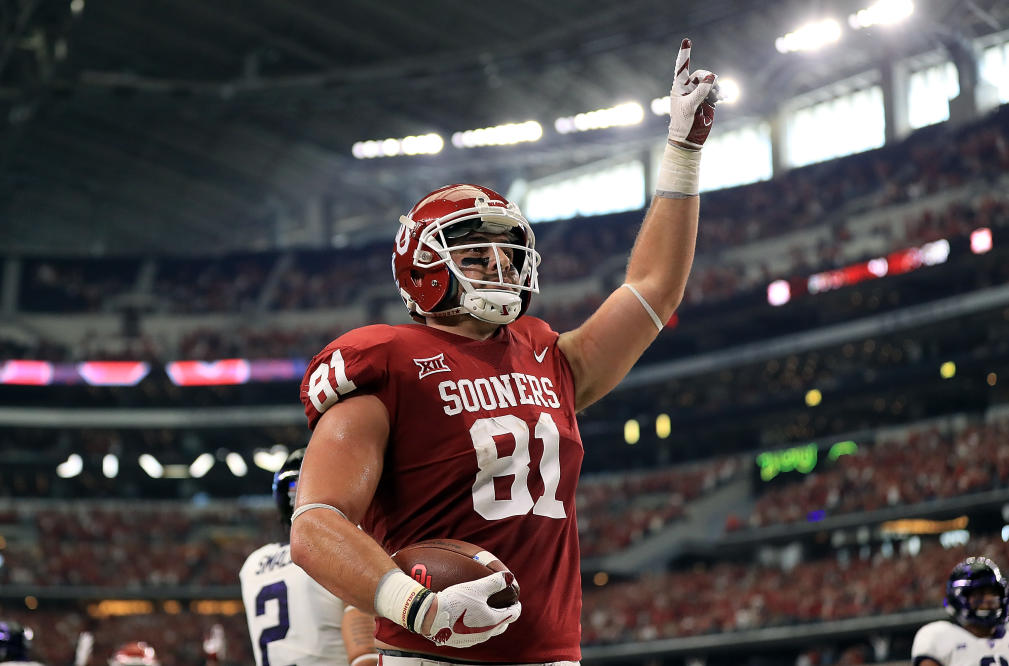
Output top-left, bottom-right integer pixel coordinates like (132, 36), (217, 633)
(849, 0), (914, 29)
(138, 454), (164, 479)
(718, 78), (742, 104)
(56, 453), (83, 479)
(775, 19), (842, 53)
(451, 121), (543, 148)
(352, 133), (444, 160)
(225, 452), (248, 477)
(189, 453), (215, 479)
(555, 102), (644, 134)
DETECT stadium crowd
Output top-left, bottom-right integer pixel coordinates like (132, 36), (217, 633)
(578, 455), (743, 557)
(580, 533), (1009, 645)
(746, 417), (1009, 528)
(3, 106), (1006, 365)
(4, 528), (1004, 662)
(2, 415), (1007, 593)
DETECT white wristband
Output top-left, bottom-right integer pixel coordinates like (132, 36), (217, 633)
(374, 569), (434, 633)
(655, 141), (701, 198)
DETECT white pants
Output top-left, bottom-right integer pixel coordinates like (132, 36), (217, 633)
(378, 653), (579, 666)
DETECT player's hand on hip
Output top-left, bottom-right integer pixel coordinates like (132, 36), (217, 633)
(421, 571), (521, 648)
(667, 37), (719, 150)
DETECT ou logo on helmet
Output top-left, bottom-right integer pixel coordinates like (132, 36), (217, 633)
(395, 222), (411, 255)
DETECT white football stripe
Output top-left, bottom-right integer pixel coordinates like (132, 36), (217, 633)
(473, 550), (500, 566)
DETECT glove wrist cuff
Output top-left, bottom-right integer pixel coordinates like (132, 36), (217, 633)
(655, 141), (701, 198)
(374, 569), (432, 633)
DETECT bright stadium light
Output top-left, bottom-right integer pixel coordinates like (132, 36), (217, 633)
(718, 78), (741, 104)
(556, 102), (644, 133)
(775, 19), (842, 53)
(352, 133), (444, 159)
(56, 453), (83, 479)
(656, 413), (671, 439)
(451, 121), (543, 148)
(138, 454), (164, 479)
(225, 452), (248, 477)
(767, 279), (792, 306)
(849, 0), (914, 29)
(253, 445), (289, 472)
(102, 454), (118, 479)
(624, 419), (640, 445)
(189, 453), (215, 479)
(971, 228), (993, 254)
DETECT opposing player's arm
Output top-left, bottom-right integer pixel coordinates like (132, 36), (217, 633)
(342, 606), (379, 666)
(558, 196), (698, 411)
(289, 394), (396, 612)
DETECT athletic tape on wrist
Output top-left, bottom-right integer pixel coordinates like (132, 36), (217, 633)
(655, 141), (701, 198)
(290, 502), (350, 524)
(622, 283), (664, 333)
(374, 569), (433, 633)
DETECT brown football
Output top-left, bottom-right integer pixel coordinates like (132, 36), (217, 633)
(391, 538), (520, 608)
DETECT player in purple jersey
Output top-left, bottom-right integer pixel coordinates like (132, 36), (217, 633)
(290, 37), (719, 665)
(913, 557), (1009, 666)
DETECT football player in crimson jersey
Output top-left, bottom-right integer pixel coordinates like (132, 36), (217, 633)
(290, 37), (719, 665)
(913, 557), (1009, 666)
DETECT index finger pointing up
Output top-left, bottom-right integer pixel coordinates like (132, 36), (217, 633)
(675, 38), (692, 84)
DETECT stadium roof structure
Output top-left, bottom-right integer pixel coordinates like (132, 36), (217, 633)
(0, 0), (1006, 255)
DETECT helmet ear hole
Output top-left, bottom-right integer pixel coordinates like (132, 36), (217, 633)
(410, 269), (423, 285)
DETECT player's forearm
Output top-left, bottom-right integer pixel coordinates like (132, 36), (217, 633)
(343, 606), (379, 666)
(290, 510), (398, 614)
(623, 194), (699, 319)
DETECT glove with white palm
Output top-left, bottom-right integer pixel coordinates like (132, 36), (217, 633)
(667, 38), (719, 150)
(422, 571), (522, 648)
(656, 38), (720, 198)
(375, 569), (521, 649)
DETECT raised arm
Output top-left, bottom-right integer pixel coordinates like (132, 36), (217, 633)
(558, 37), (718, 411)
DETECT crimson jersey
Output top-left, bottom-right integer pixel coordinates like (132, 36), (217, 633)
(300, 317), (584, 662)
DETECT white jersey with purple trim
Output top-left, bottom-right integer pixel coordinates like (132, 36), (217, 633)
(240, 541), (349, 666)
(912, 620), (1009, 666)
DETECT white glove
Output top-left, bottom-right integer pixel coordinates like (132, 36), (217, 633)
(423, 571), (521, 649)
(667, 38), (719, 150)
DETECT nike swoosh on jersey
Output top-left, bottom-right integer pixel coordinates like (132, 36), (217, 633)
(534, 347), (548, 363)
(452, 609), (513, 635)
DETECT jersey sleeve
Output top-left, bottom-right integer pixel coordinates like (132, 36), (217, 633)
(911, 621), (950, 666)
(300, 326), (395, 430)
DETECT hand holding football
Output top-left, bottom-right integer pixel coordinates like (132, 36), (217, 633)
(391, 538), (520, 608)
